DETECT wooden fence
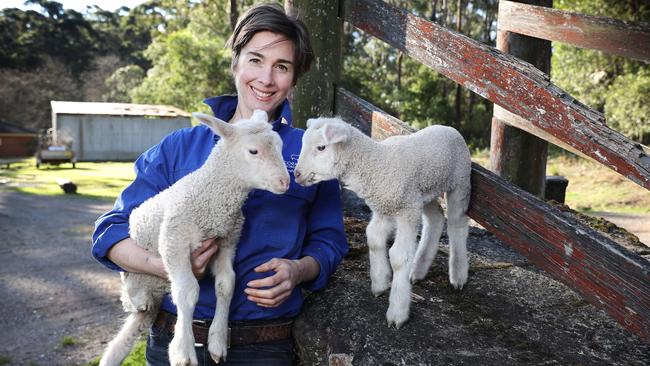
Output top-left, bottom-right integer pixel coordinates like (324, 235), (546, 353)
(290, 0), (650, 343)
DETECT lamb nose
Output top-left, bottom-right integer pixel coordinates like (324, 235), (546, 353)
(294, 170), (302, 178)
(281, 178), (289, 191)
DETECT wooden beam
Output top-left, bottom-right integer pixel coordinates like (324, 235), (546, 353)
(334, 86), (650, 344)
(334, 88), (415, 139)
(493, 105), (594, 161)
(494, 105), (650, 161)
(342, 0), (650, 191)
(498, 0), (650, 62)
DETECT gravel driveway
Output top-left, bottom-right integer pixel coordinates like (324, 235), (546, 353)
(0, 189), (123, 366)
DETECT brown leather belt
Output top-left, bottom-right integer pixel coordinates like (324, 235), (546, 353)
(153, 310), (293, 348)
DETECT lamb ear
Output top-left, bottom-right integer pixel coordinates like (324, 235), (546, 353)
(322, 122), (350, 145)
(251, 109), (269, 123)
(193, 112), (234, 139)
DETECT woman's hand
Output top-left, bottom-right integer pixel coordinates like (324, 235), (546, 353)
(244, 256), (319, 308)
(190, 238), (220, 280)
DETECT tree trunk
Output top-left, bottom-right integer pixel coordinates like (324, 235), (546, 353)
(397, 51), (403, 90)
(229, 0), (239, 32)
(430, 0), (438, 22)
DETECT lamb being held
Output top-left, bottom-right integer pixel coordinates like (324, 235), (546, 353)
(100, 110), (290, 366)
(294, 117), (471, 329)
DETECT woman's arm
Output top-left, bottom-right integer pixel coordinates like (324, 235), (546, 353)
(108, 237), (220, 280)
(107, 238), (167, 278)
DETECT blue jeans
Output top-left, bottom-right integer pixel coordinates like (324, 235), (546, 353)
(146, 321), (294, 366)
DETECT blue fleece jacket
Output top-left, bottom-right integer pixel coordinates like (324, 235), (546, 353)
(91, 96), (348, 321)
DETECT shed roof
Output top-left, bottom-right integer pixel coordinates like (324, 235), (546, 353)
(50, 101), (191, 118)
(0, 120), (36, 134)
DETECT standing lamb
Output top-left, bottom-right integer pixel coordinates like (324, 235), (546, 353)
(294, 117), (471, 328)
(99, 110), (290, 366)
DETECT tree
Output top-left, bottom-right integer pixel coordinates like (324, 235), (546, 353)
(0, 0), (99, 75)
(130, 26), (232, 113)
(123, 1), (264, 111)
(103, 64), (146, 103)
(551, 0), (650, 143)
(605, 70), (650, 143)
(342, 0), (497, 148)
(0, 56), (80, 132)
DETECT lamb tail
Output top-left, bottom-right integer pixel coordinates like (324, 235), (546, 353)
(99, 310), (155, 366)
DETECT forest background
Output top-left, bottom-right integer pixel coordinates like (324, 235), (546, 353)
(1, 0), (649, 150)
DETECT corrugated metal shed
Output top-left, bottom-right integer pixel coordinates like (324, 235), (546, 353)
(51, 101), (192, 161)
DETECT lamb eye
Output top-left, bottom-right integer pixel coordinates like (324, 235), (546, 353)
(317, 145), (326, 151)
(249, 149), (258, 155)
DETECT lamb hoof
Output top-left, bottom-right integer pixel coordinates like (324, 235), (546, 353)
(371, 278), (390, 297)
(386, 306), (409, 329)
(449, 274), (467, 290)
(449, 263), (468, 290)
(129, 296), (153, 312)
(208, 340), (228, 364)
(169, 355), (197, 366)
(409, 269), (426, 284)
(449, 273), (467, 290)
(169, 337), (198, 366)
(136, 303), (151, 312)
(371, 286), (389, 297)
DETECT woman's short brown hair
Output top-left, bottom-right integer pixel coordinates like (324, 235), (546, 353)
(227, 3), (313, 84)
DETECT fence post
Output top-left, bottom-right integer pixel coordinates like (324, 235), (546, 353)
(489, 0), (552, 197)
(285, 0), (343, 128)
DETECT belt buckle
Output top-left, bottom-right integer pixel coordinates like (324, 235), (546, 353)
(193, 319), (208, 348)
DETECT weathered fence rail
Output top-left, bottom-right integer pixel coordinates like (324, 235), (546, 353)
(341, 0), (650, 191)
(335, 86), (650, 343)
(498, 0), (650, 62)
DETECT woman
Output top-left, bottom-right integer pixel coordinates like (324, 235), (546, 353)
(92, 3), (348, 365)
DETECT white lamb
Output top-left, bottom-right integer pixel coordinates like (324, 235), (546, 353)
(100, 110), (290, 366)
(294, 117), (471, 328)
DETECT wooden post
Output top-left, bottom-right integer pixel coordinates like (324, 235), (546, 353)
(490, 0), (552, 197)
(285, 0), (343, 128)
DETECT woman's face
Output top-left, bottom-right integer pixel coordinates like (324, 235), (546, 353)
(233, 31), (295, 121)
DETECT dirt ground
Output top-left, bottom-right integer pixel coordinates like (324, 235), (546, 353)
(592, 211), (650, 246)
(0, 189), (122, 366)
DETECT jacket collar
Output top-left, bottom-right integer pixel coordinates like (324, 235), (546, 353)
(203, 95), (293, 133)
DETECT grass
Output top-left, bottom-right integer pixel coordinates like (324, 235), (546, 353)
(0, 355), (10, 365)
(472, 149), (650, 214)
(2, 152), (648, 213)
(547, 154), (650, 214)
(84, 339), (146, 366)
(60, 336), (79, 347)
(0, 158), (134, 201)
